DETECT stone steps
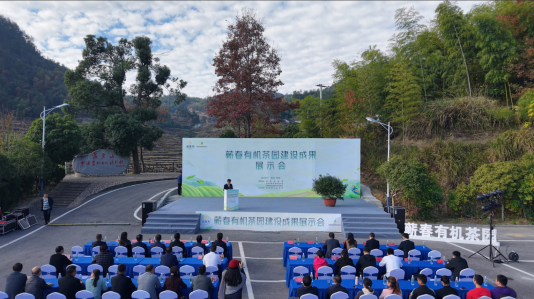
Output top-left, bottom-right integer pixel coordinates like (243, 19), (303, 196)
(141, 212), (200, 234)
(48, 182), (91, 207)
(341, 213), (401, 239)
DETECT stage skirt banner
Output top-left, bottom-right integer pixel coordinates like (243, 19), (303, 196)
(198, 211), (342, 232)
(224, 189), (239, 211)
(182, 138), (361, 198)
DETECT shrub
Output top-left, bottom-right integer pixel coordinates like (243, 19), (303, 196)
(312, 174), (347, 200)
(219, 129), (237, 138)
(486, 128), (534, 162)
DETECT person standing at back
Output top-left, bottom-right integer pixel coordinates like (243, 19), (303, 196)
(364, 233), (380, 251)
(137, 265), (161, 299)
(49, 246), (73, 278)
(41, 193), (54, 225)
(25, 267), (53, 299)
(132, 234), (151, 257)
(445, 251), (468, 280)
(92, 234), (106, 248)
(218, 260), (245, 299)
(177, 173), (182, 196)
(322, 232), (340, 259)
(58, 266), (85, 299)
(396, 233), (415, 258)
(111, 264), (136, 299)
(223, 179), (233, 190)
(212, 232), (229, 258)
(466, 274), (491, 299)
(4, 263), (27, 299)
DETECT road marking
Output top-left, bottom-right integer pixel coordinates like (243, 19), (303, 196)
(238, 242), (255, 299)
(249, 280), (286, 282)
(499, 240), (534, 242)
(516, 261), (534, 262)
(446, 242), (534, 279)
(133, 187), (177, 221)
(0, 182), (160, 250)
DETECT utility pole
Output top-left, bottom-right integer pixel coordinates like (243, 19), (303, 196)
(316, 84), (327, 137)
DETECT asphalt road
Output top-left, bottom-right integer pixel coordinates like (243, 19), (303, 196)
(1, 180), (533, 299)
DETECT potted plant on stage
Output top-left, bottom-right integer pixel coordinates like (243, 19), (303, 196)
(312, 174), (347, 207)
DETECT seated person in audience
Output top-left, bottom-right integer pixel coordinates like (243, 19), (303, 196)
(161, 246), (179, 268)
(379, 276), (402, 299)
(49, 246), (73, 278)
(435, 276), (458, 299)
(111, 264), (136, 299)
(322, 232), (340, 259)
(212, 232), (229, 258)
(132, 234), (151, 257)
(91, 244), (114, 277)
(326, 276), (348, 299)
(409, 274), (434, 299)
(193, 234), (208, 254)
(138, 264), (161, 299)
(343, 232), (357, 249)
(466, 274), (491, 299)
(356, 247), (376, 276)
(491, 274), (517, 299)
(58, 265), (85, 299)
(150, 234), (167, 252)
(92, 234), (106, 248)
(169, 232), (186, 257)
(5, 263), (27, 299)
(85, 269), (107, 299)
(379, 248), (403, 276)
(355, 278), (377, 299)
(204, 244), (222, 268)
(119, 232), (133, 257)
(296, 275), (319, 298)
(333, 249), (354, 275)
(192, 265), (214, 299)
(313, 249), (329, 279)
(218, 260), (246, 299)
(364, 232), (380, 251)
(25, 266), (53, 299)
(164, 266), (187, 298)
(396, 233), (415, 258)
(445, 251), (468, 280)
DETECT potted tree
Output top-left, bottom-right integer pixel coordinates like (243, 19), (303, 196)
(312, 174), (347, 207)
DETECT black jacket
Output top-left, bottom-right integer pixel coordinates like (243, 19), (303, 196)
(40, 197), (54, 211)
(169, 240), (186, 257)
(58, 275), (84, 299)
(119, 239), (133, 257)
(5, 271), (27, 299)
(436, 285), (459, 299)
(445, 256), (469, 280)
(212, 239), (229, 258)
(364, 238), (380, 250)
(111, 274), (136, 299)
(160, 253), (179, 268)
(49, 253), (72, 277)
(326, 284), (348, 299)
(296, 286), (319, 298)
(25, 275), (51, 299)
(132, 241), (151, 257)
(397, 240), (415, 258)
(411, 285), (435, 299)
(92, 240), (106, 248)
(322, 238), (341, 259)
(224, 184), (233, 190)
(192, 242), (208, 254)
(356, 254), (376, 276)
(333, 257), (355, 275)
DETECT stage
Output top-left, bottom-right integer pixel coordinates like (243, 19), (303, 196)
(142, 196), (402, 238)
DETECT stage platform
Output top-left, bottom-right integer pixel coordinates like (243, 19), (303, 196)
(141, 197), (401, 239)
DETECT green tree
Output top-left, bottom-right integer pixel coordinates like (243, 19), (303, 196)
(64, 35), (187, 174)
(280, 124), (300, 138)
(219, 129), (237, 138)
(26, 113), (82, 165)
(79, 122), (111, 154)
(386, 61), (422, 143)
(295, 95), (321, 138)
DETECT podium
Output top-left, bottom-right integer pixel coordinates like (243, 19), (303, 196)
(224, 189), (239, 211)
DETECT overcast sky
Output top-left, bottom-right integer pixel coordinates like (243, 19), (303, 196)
(2, 1), (482, 98)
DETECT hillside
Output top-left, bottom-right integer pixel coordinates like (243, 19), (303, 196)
(0, 15), (68, 116)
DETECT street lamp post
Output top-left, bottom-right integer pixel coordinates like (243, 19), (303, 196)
(366, 117), (393, 213)
(316, 84), (328, 137)
(40, 103), (69, 195)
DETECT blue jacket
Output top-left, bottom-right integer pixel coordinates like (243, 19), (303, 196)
(177, 175), (182, 184)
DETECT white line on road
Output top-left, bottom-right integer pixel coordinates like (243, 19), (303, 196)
(499, 240), (534, 242)
(446, 242), (534, 279)
(238, 242), (255, 299)
(133, 187), (177, 221)
(0, 182), (159, 251)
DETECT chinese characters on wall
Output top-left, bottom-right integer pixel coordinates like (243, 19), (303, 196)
(202, 216), (325, 228)
(226, 150), (317, 171)
(405, 222), (497, 243)
(72, 149), (130, 175)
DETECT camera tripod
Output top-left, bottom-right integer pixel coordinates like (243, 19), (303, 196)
(468, 211), (509, 267)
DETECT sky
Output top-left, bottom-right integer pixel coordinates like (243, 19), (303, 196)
(1, 1), (483, 98)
